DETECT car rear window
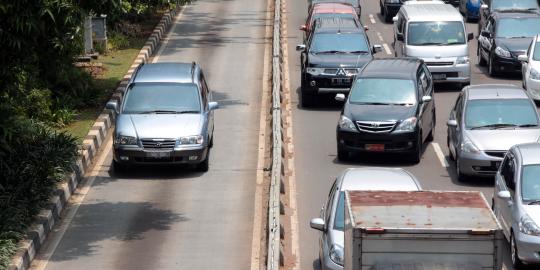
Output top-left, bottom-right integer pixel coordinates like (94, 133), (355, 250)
(122, 83), (201, 114)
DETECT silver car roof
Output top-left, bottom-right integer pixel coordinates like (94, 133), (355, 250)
(466, 84), (529, 100)
(340, 167), (422, 191)
(515, 143), (540, 165)
(133, 62), (195, 84)
(400, 3), (462, 22)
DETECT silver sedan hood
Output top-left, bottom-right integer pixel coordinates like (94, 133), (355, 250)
(523, 205), (540, 226)
(466, 129), (540, 151)
(116, 114), (204, 139)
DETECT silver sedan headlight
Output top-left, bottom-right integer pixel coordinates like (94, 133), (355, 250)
(519, 214), (540, 236)
(329, 244), (344, 266)
(530, 68), (540, 80)
(176, 135), (204, 146)
(115, 135), (137, 145)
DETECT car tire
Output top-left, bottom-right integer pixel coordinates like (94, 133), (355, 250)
(113, 160), (128, 173)
(337, 145), (350, 161)
(456, 157), (468, 182)
(447, 136), (456, 161)
(488, 53), (498, 77)
(478, 46), (487, 66)
(410, 134), (422, 164)
(511, 232), (525, 269)
(427, 113), (435, 142)
(196, 150), (210, 172)
(301, 91), (315, 107)
(384, 12), (392, 23)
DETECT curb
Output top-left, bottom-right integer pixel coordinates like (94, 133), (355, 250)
(8, 5), (184, 270)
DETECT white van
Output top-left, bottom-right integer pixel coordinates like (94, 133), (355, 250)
(393, 3), (473, 87)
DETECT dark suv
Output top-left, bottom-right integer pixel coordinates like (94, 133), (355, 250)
(478, 11), (540, 76)
(335, 58), (435, 163)
(296, 17), (381, 107)
(478, 0), (540, 33)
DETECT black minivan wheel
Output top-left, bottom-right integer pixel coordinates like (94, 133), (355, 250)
(409, 134), (422, 164)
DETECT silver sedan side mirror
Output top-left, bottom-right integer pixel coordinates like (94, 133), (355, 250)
(497, 191), (511, 200)
(209, 102), (219, 110)
(518, 55), (528, 63)
(335, 93), (346, 102)
(447, 119), (458, 127)
(296, 44), (306, 51)
(421, 96), (432, 103)
(480, 4), (488, 9)
(310, 218), (325, 231)
(106, 100), (119, 113)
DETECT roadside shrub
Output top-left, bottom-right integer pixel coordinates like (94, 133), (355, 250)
(108, 31), (131, 50)
(0, 119), (78, 269)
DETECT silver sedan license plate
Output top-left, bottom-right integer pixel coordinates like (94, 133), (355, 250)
(433, 73), (447, 80)
(146, 151), (171, 158)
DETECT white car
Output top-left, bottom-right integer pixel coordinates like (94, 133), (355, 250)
(519, 34), (540, 101)
(309, 167), (422, 270)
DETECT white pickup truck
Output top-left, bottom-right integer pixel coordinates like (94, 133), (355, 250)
(344, 190), (504, 270)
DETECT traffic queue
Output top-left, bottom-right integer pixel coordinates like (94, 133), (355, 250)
(298, 0), (540, 269)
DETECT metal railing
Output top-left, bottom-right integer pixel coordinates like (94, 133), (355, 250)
(267, 0), (282, 268)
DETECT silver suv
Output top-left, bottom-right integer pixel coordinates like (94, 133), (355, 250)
(106, 62), (218, 172)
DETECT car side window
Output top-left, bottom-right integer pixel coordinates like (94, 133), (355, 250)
(397, 15), (404, 34)
(325, 180), (337, 223)
(454, 94), (463, 123)
(422, 65), (432, 93)
(418, 68), (429, 95)
(501, 155), (516, 195)
(200, 74), (209, 108)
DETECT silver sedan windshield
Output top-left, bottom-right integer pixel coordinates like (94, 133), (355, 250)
(122, 83), (201, 114)
(465, 99), (538, 129)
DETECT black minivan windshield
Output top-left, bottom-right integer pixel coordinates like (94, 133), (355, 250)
(407, 21), (466, 46)
(310, 33), (370, 54)
(496, 18), (540, 39)
(349, 78), (417, 105)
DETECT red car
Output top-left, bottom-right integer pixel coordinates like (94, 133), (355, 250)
(300, 2), (362, 39)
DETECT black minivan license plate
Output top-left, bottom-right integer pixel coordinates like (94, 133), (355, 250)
(332, 78), (351, 85)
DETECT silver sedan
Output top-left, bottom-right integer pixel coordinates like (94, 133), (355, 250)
(309, 167), (422, 270)
(106, 62), (218, 172)
(447, 84), (540, 181)
(493, 143), (540, 268)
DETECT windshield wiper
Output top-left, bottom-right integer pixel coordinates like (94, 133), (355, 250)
(470, 123), (518, 130)
(140, 110), (200, 114)
(314, 50), (341, 54)
(528, 200), (540, 205)
(357, 102), (392, 105)
(413, 42), (444, 46)
(518, 124), (538, 128)
(346, 50), (369, 54)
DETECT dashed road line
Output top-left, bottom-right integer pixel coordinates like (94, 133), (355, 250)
(382, 43), (392, 55)
(376, 32), (384, 42)
(369, 14), (376, 24)
(432, 142), (450, 168)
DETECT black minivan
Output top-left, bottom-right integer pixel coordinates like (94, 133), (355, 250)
(335, 58), (435, 163)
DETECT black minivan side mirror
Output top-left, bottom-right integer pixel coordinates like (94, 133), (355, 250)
(396, 33), (404, 42)
(467, 32), (474, 41)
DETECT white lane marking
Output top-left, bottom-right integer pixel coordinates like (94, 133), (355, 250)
(30, 138), (113, 270)
(376, 32), (384, 42)
(369, 14), (376, 24)
(152, 5), (187, 63)
(432, 142), (449, 168)
(382, 43), (392, 55)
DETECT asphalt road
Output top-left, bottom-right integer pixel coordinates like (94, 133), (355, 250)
(285, 1), (523, 269)
(30, 0), (268, 269)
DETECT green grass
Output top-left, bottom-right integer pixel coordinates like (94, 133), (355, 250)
(62, 37), (146, 142)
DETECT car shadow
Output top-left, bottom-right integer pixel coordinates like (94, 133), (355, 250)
(295, 87), (344, 111)
(331, 142), (429, 167)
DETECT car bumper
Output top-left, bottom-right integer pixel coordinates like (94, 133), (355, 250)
(321, 253), (342, 270)
(516, 232), (540, 264)
(425, 63), (471, 83)
(113, 145), (208, 165)
(337, 129), (419, 154)
(526, 78), (540, 100)
(492, 54), (522, 73)
(303, 74), (353, 94)
(384, 4), (401, 17)
(458, 151), (503, 177)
